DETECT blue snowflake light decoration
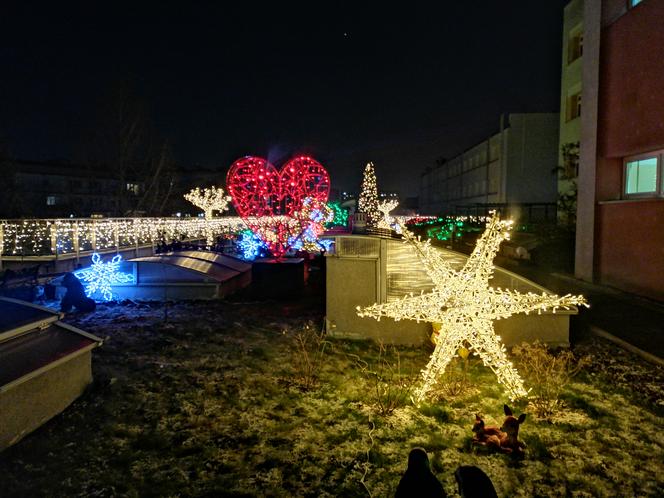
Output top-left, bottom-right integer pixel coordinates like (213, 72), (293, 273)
(237, 231), (267, 260)
(74, 253), (135, 301)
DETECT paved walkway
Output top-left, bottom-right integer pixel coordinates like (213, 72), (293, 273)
(495, 257), (664, 362)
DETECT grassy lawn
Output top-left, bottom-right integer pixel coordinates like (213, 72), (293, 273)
(1, 295), (663, 497)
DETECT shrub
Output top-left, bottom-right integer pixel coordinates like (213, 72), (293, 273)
(512, 341), (590, 418)
(431, 346), (473, 399)
(358, 342), (416, 416)
(290, 321), (330, 390)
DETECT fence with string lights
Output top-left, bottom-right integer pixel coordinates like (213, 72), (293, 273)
(0, 217), (248, 261)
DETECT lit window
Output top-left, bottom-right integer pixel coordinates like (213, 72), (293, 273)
(46, 195), (56, 206)
(568, 31), (583, 64)
(567, 91), (582, 121)
(629, 0), (642, 7)
(624, 151), (663, 197)
(126, 183), (141, 195)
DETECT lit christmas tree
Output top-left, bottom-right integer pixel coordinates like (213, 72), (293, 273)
(358, 162), (380, 227)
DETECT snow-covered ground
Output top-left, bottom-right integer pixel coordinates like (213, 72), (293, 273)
(2, 299), (663, 497)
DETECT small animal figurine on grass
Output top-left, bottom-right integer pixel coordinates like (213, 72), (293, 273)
(472, 404), (526, 456)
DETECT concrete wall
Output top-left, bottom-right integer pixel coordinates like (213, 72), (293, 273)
(575, 0), (602, 283)
(505, 113), (560, 204)
(326, 235), (574, 346)
(326, 254), (431, 345)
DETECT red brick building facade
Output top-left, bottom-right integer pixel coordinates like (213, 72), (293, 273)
(576, 0), (664, 301)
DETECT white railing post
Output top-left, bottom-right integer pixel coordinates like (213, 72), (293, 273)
(134, 219), (139, 257)
(91, 219), (97, 252)
(0, 222), (4, 270)
(150, 220), (156, 255)
(49, 221), (58, 259)
(74, 221), (80, 263)
(114, 220), (120, 253)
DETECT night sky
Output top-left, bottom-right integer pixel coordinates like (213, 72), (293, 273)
(1, 1), (569, 197)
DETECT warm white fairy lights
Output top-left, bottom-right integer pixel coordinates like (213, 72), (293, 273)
(183, 185), (232, 246)
(184, 186), (232, 219)
(0, 217), (247, 257)
(357, 211), (588, 403)
(358, 162), (380, 227)
(377, 200), (399, 230)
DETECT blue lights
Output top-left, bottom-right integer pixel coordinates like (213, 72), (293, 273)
(317, 238), (334, 251)
(237, 231), (268, 260)
(74, 253), (135, 301)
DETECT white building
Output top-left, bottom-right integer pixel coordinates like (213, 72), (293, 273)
(420, 113), (560, 217)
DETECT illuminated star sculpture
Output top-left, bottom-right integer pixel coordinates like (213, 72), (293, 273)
(74, 253), (135, 301)
(357, 211), (588, 402)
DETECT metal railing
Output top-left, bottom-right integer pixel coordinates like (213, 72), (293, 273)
(453, 203), (557, 224)
(0, 217), (249, 261)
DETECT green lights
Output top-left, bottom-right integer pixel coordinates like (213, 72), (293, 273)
(325, 201), (349, 228)
(408, 215), (489, 243)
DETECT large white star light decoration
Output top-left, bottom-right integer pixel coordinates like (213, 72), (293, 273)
(357, 211), (588, 402)
(74, 253), (135, 301)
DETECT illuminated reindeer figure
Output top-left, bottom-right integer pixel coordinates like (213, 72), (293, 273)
(472, 404), (526, 455)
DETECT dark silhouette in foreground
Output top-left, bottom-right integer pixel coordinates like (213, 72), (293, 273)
(454, 465), (498, 498)
(395, 447), (446, 497)
(60, 273), (96, 313)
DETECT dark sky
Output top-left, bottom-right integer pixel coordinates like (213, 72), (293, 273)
(1, 1), (568, 197)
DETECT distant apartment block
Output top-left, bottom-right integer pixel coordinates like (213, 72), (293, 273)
(8, 160), (143, 218)
(419, 113), (560, 216)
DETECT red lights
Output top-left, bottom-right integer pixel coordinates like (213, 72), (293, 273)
(227, 155), (330, 257)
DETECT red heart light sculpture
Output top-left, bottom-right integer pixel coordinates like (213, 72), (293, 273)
(227, 156), (330, 257)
